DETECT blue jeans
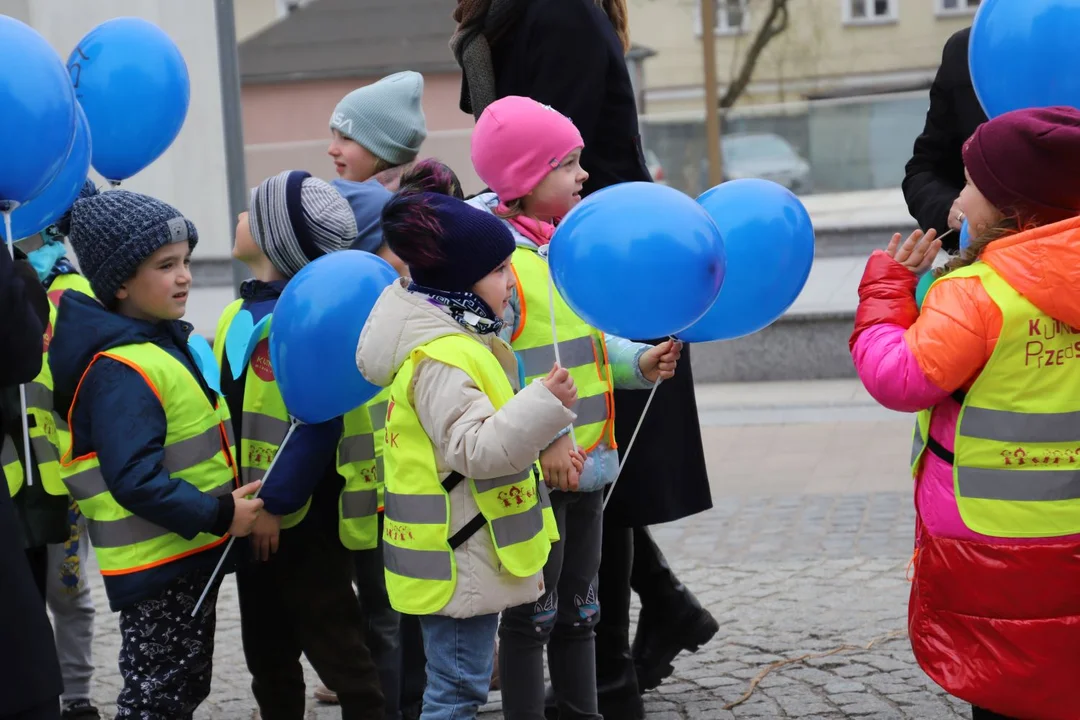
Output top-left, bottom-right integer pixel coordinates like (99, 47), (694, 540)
(418, 613), (498, 720)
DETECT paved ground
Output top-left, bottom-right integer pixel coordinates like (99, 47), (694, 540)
(76, 380), (971, 719)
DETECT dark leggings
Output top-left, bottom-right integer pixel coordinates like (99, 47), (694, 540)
(972, 706), (1017, 720)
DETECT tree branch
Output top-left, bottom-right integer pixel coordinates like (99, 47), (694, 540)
(718, 0), (789, 109)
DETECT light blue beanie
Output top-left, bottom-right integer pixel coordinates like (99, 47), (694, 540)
(330, 71), (428, 166)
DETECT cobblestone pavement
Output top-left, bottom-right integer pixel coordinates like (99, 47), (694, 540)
(77, 384), (970, 719)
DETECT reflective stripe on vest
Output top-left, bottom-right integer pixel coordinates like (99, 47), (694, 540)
(2, 436), (23, 499)
(509, 247), (615, 452)
(382, 333), (556, 615)
(336, 388), (391, 551)
(214, 301), (310, 529)
(910, 262), (1080, 538)
(59, 343), (238, 575)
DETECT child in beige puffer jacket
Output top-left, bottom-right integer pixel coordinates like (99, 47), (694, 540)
(356, 185), (583, 720)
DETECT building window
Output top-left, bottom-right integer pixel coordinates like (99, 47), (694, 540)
(695, 0), (749, 36)
(843, 0), (898, 25)
(936, 0), (980, 16)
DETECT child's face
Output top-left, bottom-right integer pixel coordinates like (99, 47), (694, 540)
(328, 129), (380, 182)
(959, 168), (1004, 236)
(523, 149), (588, 221)
(232, 211), (259, 262)
(115, 242), (192, 322)
(471, 257), (515, 316)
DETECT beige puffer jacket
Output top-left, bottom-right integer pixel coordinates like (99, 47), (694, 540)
(356, 280), (576, 618)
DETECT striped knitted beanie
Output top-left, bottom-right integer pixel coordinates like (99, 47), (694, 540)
(248, 170), (358, 278)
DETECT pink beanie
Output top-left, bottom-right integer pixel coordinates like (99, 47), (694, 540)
(471, 96), (585, 202)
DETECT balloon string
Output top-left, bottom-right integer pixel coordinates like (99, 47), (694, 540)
(602, 334), (676, 511)
(191, 418), (299, 617)
(603, 377), (661, 511)
(5, 209), (35, 489)
(547, 268), (578, 449)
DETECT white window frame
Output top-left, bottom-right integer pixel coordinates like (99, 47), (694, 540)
(935, 0), (980, 18)
(694, 0), (750, 37)
(842, 0), (899, 26)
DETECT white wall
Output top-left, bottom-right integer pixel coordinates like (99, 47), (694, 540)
(2, 1), (234, 260)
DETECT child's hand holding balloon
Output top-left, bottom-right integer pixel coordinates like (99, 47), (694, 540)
(639, 339), (683, 383)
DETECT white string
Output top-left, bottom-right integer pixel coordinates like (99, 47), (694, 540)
(603, 378), (661, 511)
(192, 419), (299, 617)
(547, 268), (578, 449)
(5, 209), (35, 488)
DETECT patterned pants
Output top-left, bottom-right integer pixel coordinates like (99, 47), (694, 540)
(115, 568), (219, 720)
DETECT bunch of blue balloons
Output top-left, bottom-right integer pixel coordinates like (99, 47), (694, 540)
(548, 178), (815, 343)
(0, 15), (190, 241)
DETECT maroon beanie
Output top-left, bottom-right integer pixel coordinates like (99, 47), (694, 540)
(963, 106), (1080, 225)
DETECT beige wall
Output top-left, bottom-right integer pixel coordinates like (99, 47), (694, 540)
(235, 0), (279, 42)
(241, 71), (472, 144)
(629, 0), (976, 112)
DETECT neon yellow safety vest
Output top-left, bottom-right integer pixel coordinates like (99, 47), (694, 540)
(20, 272), (95, 498)
(383, 333), (557, 615)
(509, 247), (616, 452)
(58, 343), (238, 576)
(337, 386), (391, 551)
(911, 262), (1080, 538)
(214, 300), (310, 529)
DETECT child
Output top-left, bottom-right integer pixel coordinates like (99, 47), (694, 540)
(850, 106), (1080, 720)
(14, 182), (100, 720)
(47, 187), (264, 717)
(321, 159), (463, 717)
(329, 71), (427, 191)
(356, 189), (582, 720)
(217, 170), (385, 719)
(467, 95), (680, 720)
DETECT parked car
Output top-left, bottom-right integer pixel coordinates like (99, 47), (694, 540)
(699, 133), (812, 194)
(718, 132), (811, 193)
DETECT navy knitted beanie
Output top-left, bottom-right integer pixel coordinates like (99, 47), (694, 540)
(61, 186), (197, 303)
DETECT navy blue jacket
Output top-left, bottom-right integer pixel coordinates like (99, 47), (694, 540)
(50, 291), (236, 610)
(221, 280), (342, 519)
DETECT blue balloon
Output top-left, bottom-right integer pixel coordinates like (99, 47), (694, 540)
(1, 105), (91, 242)
(549, 183), (726, 339)
(0, 16), (77, 206)
(959, 219), (972, 250)
(270, 251), (398, 424)
(68, 18), (190, 182)
(970, 0), (1080, 117)
(679, 179), (815, 342)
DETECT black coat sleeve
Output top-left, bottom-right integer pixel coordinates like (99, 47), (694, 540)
(0, 247), (48, 386)
(902, 30), (971, 246)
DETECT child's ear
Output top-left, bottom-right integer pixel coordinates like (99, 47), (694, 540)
(114, 284), (129, 302)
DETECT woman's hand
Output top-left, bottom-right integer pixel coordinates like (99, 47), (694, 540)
(885, 229), (941, 275)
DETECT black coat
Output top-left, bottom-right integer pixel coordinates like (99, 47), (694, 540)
(0, 247), (64, 716)
(902, 27), (988, 250)
(488, 0), (712, 526)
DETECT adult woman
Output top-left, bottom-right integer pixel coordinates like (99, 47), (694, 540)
(452, 2), (718, 716)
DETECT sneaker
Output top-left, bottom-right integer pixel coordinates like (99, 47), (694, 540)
(314, 683), (340, 704)
(61, 700), (101, 720)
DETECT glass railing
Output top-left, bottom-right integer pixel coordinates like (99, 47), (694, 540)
(639, 90), (930, 197)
